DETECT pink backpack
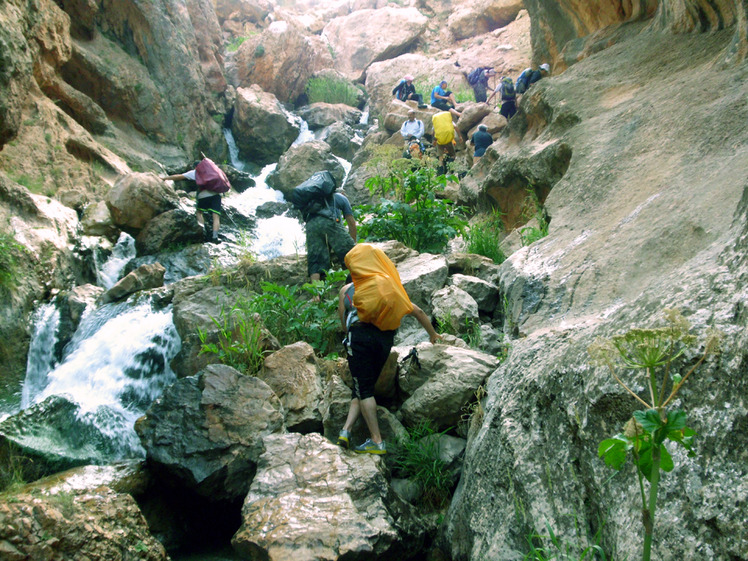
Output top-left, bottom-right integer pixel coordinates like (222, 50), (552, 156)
(194, 158), (231, 193)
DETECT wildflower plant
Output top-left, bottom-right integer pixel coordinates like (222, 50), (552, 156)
(588, 309), (722, 561)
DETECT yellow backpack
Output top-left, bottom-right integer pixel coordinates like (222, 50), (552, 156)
(344, 244), (414, 331)
(432, 111), (455, 145)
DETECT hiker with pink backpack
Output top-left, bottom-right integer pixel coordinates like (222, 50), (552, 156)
(162, 156), (231, 243)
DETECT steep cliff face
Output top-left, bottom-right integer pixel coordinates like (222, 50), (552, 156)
(524, 0), (746, 69)
(442, 13), (748, 561)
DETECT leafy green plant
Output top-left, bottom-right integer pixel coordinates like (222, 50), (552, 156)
(436, 312), (482, 349)
(226, 36), (247, 52)
(358, 165), (467, 253)
(394, 421), (453, 509)
(199, 299), (269, 375)
(254, 44), (265, 57)
(524, 519), (610, 561)
(0, 231), (25, 296)
(305, 76), (360, 107)
(519, 190), (549, 246)
(588, 309), (722, 561)
(465, 208), (506, 264)
(248, 270), (347, 356)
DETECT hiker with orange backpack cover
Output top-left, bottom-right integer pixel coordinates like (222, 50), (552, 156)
(336, 244), (442, 455)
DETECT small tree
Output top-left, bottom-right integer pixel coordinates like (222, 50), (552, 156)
(588, 309), (722, 561)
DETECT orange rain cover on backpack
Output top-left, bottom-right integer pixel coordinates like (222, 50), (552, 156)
(344, 244), (414, 331)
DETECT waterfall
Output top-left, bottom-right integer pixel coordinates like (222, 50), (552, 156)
(21, 302), (60, 410)
(97, 232), (136, 289)
(21, 301), (180, 459)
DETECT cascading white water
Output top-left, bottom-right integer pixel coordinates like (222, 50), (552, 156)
(21, 302), (60, 410)
(97, 232), (136, 289)
(22, 301), (180, 459)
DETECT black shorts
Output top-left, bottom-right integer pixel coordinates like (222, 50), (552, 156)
(346, 323), (395, 400)
(432, 99), (453, 112)
(197, 193), (222, 215)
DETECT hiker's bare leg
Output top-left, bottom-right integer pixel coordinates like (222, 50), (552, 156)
(196, 212), (205, 227)
(310, 272), (321, 282)
(450, 107), (461, 118)
(360, 396), (382, 443)
(342, 399), (361, 432)
(212, 213), (220, 234)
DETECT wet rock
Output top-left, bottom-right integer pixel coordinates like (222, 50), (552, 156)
(231, 84), (300, 165)
(106, 173), (180, 234)
(255, 200), (290, 219)
(80, 200), (119, 239)
(223, 165), (256, 193)
(100, 262), (166, 304)
(298, 102), (362, 130)
(266, 139), (346, 196)
(398, 343), (498, 430)
(322, 7), (429, 82)
(260, 342), (323, 433)
(232, 432), (424, 559)
(135, 364), (285, 501)
(134, 208), (205, 256)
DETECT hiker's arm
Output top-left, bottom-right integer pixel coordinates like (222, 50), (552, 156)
(162, 174), (187, 181)
(416, 120), (424, 138)
(409, 304), (442, 344)
(345, 214), (357, 242)
(338, 284), (351, 330)
(487, 89), (497, 104)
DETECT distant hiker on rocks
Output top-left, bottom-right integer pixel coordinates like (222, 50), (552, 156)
(487, 76), (517, 119)
(392, 75), (427, 108)
(286, 171), (356, 283)
(401, 110), (425, 160)
(337, 244), (441, 455)
(432, 110), (459, 174)
(430, 80), (461, 118)
(161, 157), (231, 244)
(515, 63), (550, 95)
(470, 125), (493, 166)
(465, 66), (496, 103)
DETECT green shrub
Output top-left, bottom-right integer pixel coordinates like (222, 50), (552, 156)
(305, 76), (360, 107)
(199, 299), (269, 375)
(519, 190), (549, 246)
(248, 270), (347, 356)
(394, 421), (453, 509)
(357, 164), (467, 253)
(524, 519), (610, 561)
(226, 36), (247, 52)
(254, 44), (265, 57)
(465, 209), (506, 264)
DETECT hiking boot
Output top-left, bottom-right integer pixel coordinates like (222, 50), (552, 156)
(337, 429), (351, 449)
(354, 438), (386, 455)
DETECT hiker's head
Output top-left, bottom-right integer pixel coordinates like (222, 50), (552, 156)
(407, 110), (416, 120)
(440, 80), (448, 88)
(404, 75), (414, 83)
(540, 63), (550, 75)
(478, 125), (488, 132)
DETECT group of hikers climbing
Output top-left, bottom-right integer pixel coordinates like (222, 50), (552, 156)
(393, 62), (550, 171)
(161, 163), (440, 455)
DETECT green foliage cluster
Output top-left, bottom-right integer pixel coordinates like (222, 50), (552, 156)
(248, 270), (348, 356)
(0, 230), (25, 296)
(357, 164), (467, 253)
(226, 36), (247, 52)
(199, 299), (269, 375)
(589, 309), (722, 561)
(519, 190), (549, 246)
(305, 76), (360, 107)
(436, 311), (482, 350)
(465, 209), (507, 264)
(524, 520), (610, 561)
(0, 443), (29, 494)
(393, 421), (453, 509)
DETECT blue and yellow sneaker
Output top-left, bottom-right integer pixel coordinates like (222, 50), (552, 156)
(337, 429), (351, 449)
(354, 438), (386, 455)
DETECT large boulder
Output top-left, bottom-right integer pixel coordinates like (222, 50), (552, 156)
(398, 343), (499, 430)
(134, 208), (204, 255)
(322, 8), (429, 82)
(105, 173), (180, 234)
(398, 252), (450, 314)
(135, 364), (285, 501)
(235, 20), (333, 103)
(447, 0), (524, 40)
(232, 432), (424, 559)
(100, 262), (165, 304)
(298, 102), (363, 130)
(265, 139), (346, 196)
(0, 478), (168, 561)
(449, 273), (499, 314)
(231, 85), (300, 165)
(431, 285), (480, 334)
(260, 342), (323, 433)
(320, 121), (360, 161)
